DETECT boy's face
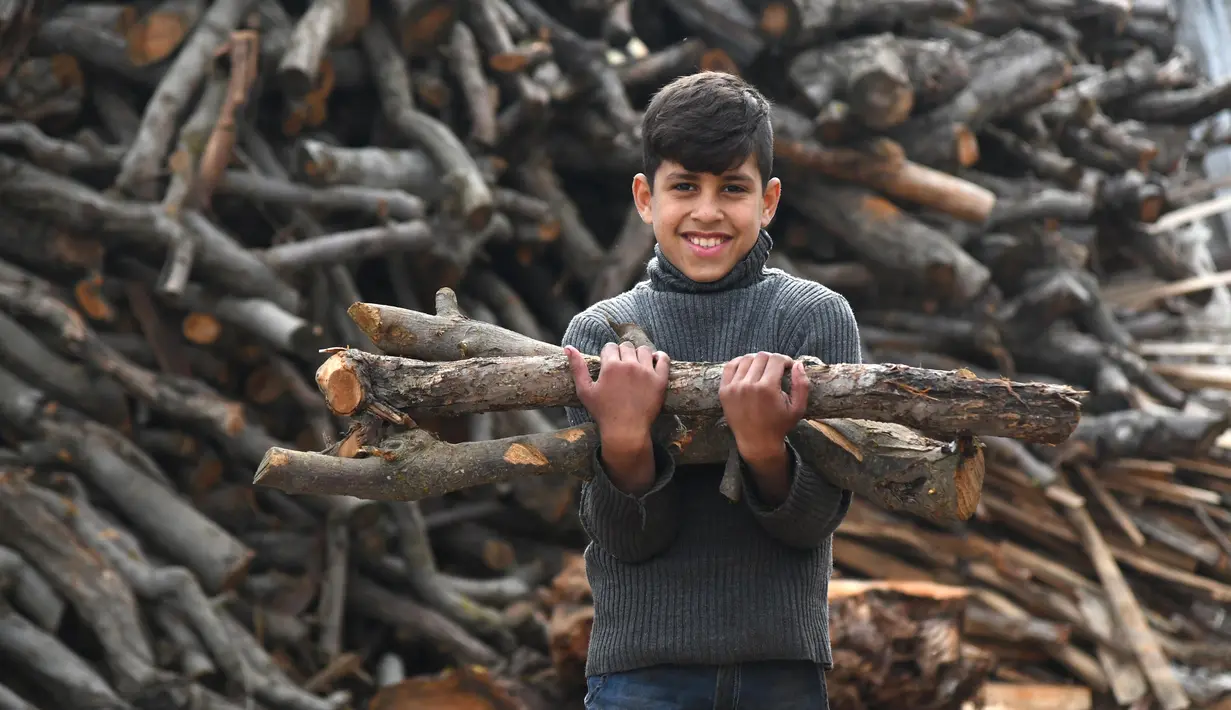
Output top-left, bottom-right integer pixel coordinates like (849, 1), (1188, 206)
(632, 155), (781, 283)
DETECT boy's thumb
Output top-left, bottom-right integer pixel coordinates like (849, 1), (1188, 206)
(564, 346), (594, 395)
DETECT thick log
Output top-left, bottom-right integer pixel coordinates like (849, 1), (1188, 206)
(312, 347), (1080, 443)
(348, 291), (561, 359)
(255, 412), (985, 522)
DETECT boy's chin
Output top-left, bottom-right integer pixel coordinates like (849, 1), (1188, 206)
(677, 258), (738, 283)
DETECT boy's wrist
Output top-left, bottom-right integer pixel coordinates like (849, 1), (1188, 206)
(599, 425), (653, 455)
(736, 435), (788, 465)
(737, 437), (792, 505)
(599, 429), (656, 494)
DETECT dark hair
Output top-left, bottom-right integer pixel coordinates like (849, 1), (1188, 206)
(640, 71), (774, 189)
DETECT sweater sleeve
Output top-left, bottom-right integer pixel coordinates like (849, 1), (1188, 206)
(739, 291), (860, 549)
(563, 312), (681, 563)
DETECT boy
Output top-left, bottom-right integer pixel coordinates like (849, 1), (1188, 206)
(561, 71), (862, 709)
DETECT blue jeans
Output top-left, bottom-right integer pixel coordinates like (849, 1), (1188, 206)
(583, 660), (829, 709)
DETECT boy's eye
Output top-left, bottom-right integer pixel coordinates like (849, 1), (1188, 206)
(671, 182), (695, 191)
(724, 184), (748, 193)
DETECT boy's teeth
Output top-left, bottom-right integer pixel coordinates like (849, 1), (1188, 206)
(687, 236), (723, 248)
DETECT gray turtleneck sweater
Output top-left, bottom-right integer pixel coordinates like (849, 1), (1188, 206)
(562, 230), (862, 677)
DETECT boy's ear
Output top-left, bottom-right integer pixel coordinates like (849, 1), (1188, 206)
(761, 176), (782, 228)
(632, 173), (654, 225)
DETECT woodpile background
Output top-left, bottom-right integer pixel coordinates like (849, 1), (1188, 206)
(3, 0), (1231, 709)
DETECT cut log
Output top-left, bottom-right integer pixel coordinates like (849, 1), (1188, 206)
(310, 324), (1080, 444)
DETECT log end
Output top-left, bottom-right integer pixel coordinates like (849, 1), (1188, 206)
(183, 312), (221, 345)
(954, 436), (985, 520)
(125, 12), (190, 67)
(849, 74), (915, 130)
(219, 548), (256, 594)
(315, 352), (363, 416)
(700, 48), (740, 76)
(759, 2), (790, 39)
(347, 302), (385, 340)
(399, 3), (455, 52)
(253, 447), (293, 487)
(954, 125), (980, 166)
(489, 52), (532, 73)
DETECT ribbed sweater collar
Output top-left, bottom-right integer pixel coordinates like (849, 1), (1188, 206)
(645, 229), (773, 293)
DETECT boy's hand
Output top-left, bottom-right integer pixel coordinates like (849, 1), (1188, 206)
(719, 353), (810, 503)
(565, 342), (670, 494)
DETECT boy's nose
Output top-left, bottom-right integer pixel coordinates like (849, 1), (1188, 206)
(690, 198), (722, 222)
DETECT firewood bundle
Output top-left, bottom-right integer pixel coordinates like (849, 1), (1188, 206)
(3, 0), (1231, 708)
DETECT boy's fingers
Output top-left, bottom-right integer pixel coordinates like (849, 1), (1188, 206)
(654, 351), (670, 379)
(618, 341), (637, 361)
(733, 355), (754, 382)
(761, 354), (787, 388)
(790, 360), (810, 417)
(721, 358), (738, 386)
(636, 345), (655, 367)
(745, 351), (770, 382)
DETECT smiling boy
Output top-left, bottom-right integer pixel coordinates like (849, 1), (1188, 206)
(560, 71), (862, 709)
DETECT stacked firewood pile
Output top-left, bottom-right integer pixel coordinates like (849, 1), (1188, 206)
(3, 0), (1231, 708)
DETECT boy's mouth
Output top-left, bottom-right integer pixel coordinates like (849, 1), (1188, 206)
(682, 232), (732, 254)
